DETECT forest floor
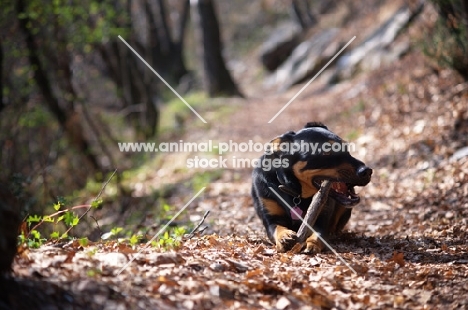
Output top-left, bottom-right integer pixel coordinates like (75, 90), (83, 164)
(3, 3), (468, 310)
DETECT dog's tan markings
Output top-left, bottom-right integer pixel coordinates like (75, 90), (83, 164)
(274, 225), (297, 252)
(292, 161), (342, 198)
(292, 161), (319, 198)
(304, 233), (324, 253)
(327, 139), (343, 145)
(262, 198), (286, 216)
(329, 205), (348, 233)
(269, 137), (283, 153)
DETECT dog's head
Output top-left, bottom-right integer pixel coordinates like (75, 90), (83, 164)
(268, 122), (372, 206)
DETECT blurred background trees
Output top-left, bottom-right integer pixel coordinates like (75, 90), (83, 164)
(1, 0), (467, 221)
(426, 0), (468, 78)
(0, 0), (247, 214)
(191, 0), (243, 97)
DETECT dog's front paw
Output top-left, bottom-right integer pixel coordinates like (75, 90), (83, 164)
(303, 233), (324, 254)
(274, 227), (298, 252)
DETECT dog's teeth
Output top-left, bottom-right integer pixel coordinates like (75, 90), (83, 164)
(331, 182), (347, 194)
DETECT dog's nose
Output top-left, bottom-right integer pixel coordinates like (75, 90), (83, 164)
(357, 166), (372, 178)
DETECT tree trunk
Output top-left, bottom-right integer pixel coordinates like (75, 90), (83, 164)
(16, 0), (101, 171)
(191, 0), (243, 97)
(175, 0), (191, 47)
(172, 0), (191, 82)
(291, 0), (316, 29)
(0, 184), (21, 275)
(147, 0), (189, 83)
(0, 40), (3, 112)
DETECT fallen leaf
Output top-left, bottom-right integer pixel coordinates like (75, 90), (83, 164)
(246, 268), (263, 278)
(63, 250), (76, 264)
(390, 251), (405, 267)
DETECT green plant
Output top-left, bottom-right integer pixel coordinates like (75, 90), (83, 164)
(129, 234), (142, 246)
(101, 226), (124, 240)
(152, 226), (187, 250)
(18, 229), (46, 248)
(19, 197), (103, 248)
(79, 237), (89, 247)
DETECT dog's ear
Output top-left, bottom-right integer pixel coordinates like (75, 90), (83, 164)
(304, 122), (328, 130)
(268, 132), (302, 196)
(267, 131), (295, 155)
(276, 166), (302, 197)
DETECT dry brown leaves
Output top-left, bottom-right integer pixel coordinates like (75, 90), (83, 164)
(6, 4), (468, 308)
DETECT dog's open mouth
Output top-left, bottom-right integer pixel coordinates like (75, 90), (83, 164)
(313, 178), (360, 207)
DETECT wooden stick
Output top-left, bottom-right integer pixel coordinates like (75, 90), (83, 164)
(296, 180), (332, 244)
(185, 210), (210, 239)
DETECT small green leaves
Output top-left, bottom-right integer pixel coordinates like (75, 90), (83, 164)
(54, 197), (67, 211)
(17, 172), (117, 249)
(30, 229), (41, 240)
(101, 227), (123, 240)
(54, 197), (66, 211)
(173, 226), (187, 237)
(53, 202), (62, 211)
(111, 227), (123, 235)
(79, 237), (89, 247)
(42, 215), (54, 222)
(63, 211), (80, 227)
(50, 231), (60, 239)
(129, 234), (141, 246)
(27, 230), (45, 248)
(91, 199), (103, 209)
(154, 228), (185, 250)
(27, 214), (42, 224)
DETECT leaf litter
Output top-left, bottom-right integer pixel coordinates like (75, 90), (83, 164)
(5, 10), (468, 310)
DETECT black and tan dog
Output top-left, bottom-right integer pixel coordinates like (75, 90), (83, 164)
(251, 122), (372, 253)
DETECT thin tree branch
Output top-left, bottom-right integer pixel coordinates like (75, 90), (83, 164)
(186, 210), (210, 239)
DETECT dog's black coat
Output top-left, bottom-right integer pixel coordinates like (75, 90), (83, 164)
(251, 122), (372, 253)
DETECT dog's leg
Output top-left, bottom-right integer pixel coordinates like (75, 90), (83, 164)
(261, 198), (297, 252)
(273, 225), (298, 252)
(304, 206), (351, 253)
(302, 199), (335, 254)
(304, 233), (324, 253)
(331, 206), (351, 233)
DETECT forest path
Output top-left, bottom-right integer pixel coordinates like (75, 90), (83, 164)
(8, 38), (468, 310)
